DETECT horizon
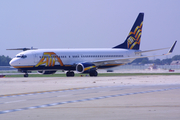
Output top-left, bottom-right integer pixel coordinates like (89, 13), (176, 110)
(1, 0), (179, 59)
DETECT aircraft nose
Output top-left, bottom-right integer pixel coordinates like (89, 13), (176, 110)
(9, 58), (18, 67)
(9, 59), (15, 66)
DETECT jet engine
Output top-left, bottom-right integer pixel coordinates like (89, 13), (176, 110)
(76, 63), (96, 73)
(37, 70), (57, 75)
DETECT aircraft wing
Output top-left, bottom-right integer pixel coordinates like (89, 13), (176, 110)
(91, 41), (177, 66)
(91, 54), (165, 66)
(135, 47), (169, 54)
(135, 41), (177, 54)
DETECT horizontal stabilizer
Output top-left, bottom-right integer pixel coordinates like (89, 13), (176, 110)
(6, 47), (38, 51)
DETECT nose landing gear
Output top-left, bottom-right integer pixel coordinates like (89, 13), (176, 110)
(24, 73), (29, 77)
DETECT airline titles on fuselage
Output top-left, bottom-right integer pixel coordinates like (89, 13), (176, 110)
(36, 52), (124, 67)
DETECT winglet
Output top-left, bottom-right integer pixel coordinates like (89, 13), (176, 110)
(168, 41), (177, 54)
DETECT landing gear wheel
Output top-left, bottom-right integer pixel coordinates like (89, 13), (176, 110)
(24, 73), (28, 77)
(66, 71), (75, 77)
(70, 71), (75, 76)
(89, 70), (98, 77)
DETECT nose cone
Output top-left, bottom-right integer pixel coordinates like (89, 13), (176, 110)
(9, 58), (18, 67)
(9, 59), (14, 67)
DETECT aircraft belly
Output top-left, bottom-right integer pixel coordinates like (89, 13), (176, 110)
(17, 65), (76, 71)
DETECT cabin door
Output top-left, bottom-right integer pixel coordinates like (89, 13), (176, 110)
(33, 53), (39, 63)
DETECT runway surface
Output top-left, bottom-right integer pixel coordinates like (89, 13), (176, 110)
(1, 76), (180, 120)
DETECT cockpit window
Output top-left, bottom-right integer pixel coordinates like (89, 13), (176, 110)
(22, 55), (27, 58)
(16, 54), (27, 58)
(16, 56), (21, 58)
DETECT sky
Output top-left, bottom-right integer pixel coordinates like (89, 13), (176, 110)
(0, 0), (180, 59)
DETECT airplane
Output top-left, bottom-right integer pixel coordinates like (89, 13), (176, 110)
(9, 13), (177, 77)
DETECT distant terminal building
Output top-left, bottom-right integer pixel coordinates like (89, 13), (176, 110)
(170, 60), (180, 65)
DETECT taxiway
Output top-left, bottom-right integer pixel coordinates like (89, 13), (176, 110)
(0, 76), (180, 120)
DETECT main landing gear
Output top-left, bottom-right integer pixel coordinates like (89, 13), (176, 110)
(89, 70), (98, 77)
(66, 71), (98, 77)
(66, 71), (75, 77)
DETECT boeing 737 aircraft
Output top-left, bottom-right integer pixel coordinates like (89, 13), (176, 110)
(9, 13), (177, 77)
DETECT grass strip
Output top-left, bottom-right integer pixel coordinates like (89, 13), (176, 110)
(3, 73), (180, 77)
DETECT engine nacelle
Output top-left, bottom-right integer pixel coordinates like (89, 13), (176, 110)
(76, 63), (96, 73)
(37, 70), (57, 75)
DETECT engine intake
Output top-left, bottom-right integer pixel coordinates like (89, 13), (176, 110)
(76, 63), (96, 73)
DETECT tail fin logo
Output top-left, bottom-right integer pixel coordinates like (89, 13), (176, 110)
(127, 21), (143, 49)
(113, 13), (144, 50)
(35, 52), (64, 67)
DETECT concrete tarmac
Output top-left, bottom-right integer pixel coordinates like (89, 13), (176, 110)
(0, 76), (180, 120)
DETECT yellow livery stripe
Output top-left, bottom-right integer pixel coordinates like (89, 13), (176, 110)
(13, 66), (34, 68)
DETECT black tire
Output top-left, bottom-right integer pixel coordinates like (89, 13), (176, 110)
(93, 71), (98, 76)
(89, 70), (98, 77)
(66, 71), (75, 77)
(24, 74), (28, 77)
(70, 72), (75, 77)
(66, 72), (70, 77)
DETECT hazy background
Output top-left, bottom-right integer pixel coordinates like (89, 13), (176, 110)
(0, 0), (179, 59)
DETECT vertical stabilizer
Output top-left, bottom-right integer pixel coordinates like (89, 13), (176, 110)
(113, 13), (144, 50)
